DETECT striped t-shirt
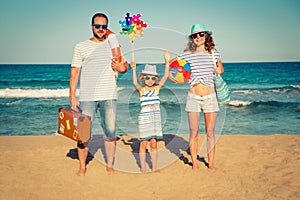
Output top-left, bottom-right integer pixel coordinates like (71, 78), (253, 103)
(178, 50), (221, 87)
(71, 34), (120, 101)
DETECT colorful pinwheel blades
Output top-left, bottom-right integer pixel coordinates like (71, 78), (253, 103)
(119, 12), (148, 42)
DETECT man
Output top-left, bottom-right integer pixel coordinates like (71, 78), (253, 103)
(70, 13), (128, 176)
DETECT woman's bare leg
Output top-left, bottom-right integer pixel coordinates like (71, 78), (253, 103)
(188, 112), (200, 170)
(204, 112), (218, 170)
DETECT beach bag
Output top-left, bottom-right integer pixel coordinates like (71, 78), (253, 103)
(211, 50), (230, 104)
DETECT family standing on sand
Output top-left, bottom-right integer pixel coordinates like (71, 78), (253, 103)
(69, 13), (225, 175)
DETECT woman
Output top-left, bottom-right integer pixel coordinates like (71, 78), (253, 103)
(170, 24), (224, 170)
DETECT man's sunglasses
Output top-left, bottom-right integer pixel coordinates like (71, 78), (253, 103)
(191, 31), (205, 39)
(92, 24), (108, 30)
(144, 76), (158, 81)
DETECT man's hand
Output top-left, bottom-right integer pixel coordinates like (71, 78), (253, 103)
(70, 96), (80, 111)
(112, 56), (128, 73)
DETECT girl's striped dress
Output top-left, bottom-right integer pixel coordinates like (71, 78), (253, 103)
(138, 88), (163, 140)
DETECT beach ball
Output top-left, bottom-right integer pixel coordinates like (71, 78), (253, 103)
(169, 60), (191, 84)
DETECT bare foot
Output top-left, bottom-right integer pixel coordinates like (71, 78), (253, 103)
(140, 168), (147, 174)
(106, 166), (116, 175)
(192, 164), (199, 171)
(208, 164), (216, 171)
(152, 169), (160, 173)
(76, 168), (86, 176)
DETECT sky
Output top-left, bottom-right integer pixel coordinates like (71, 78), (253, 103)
(0, 0), (299, 64)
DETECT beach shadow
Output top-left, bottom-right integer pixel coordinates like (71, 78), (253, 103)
(163, 134), (192, 166)
(120, 135), (153, 170)
(66, 148), (95, 164)
(163, 134), (209, 168)
(197, 155), (209, 168)
(66, 135), (109, 165)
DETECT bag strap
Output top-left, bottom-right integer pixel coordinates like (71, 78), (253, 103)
(211, 49), (219, 77)
(211, 49), (217, 67)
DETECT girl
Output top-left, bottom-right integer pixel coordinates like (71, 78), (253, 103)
(131, 50), (170, 173)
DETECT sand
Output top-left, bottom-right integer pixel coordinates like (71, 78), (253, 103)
(0, 134), (299, 200)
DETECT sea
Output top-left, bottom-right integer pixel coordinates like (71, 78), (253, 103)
(0, 62), (299, 136)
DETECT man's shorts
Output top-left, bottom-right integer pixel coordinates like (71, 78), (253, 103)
(185, 92), (219, 113)
(80, 100), (116, 141)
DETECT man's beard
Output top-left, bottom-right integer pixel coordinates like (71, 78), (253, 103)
(93, 31), (106, 41)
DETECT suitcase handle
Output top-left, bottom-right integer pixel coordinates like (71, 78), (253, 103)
(70, 106), (82, 113)
(76, 106), (82, 113)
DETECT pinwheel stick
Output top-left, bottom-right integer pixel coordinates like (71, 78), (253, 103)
(131, 42), (135, 62)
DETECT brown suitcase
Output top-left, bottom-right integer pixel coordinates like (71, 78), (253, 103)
(57, 108), (91, 143)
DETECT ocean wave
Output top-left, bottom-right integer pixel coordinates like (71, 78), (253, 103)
(0, 87), (127, 98)
(92, 98), (299, 108)
(117, 87), (126, 92)
(229, 100), (252, 106)
(291, 84), (300, 89)
(229, 100), (299, 108)
(231, 90), (261, 94)
(0, 79), (68, 84)
(0, 88), (70, 98)
(232, 85), (300, 94)
(0, 99), (24, 105)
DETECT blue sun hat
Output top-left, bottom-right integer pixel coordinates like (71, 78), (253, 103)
(190, 24), (212, 36)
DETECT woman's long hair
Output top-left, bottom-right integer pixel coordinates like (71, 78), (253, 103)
(185, 33), (215, 53)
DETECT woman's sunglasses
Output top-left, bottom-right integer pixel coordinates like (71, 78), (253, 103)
(144, 76), (158, 81)
(92, 24), (108, 30)
(191, 31), (205, 39)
